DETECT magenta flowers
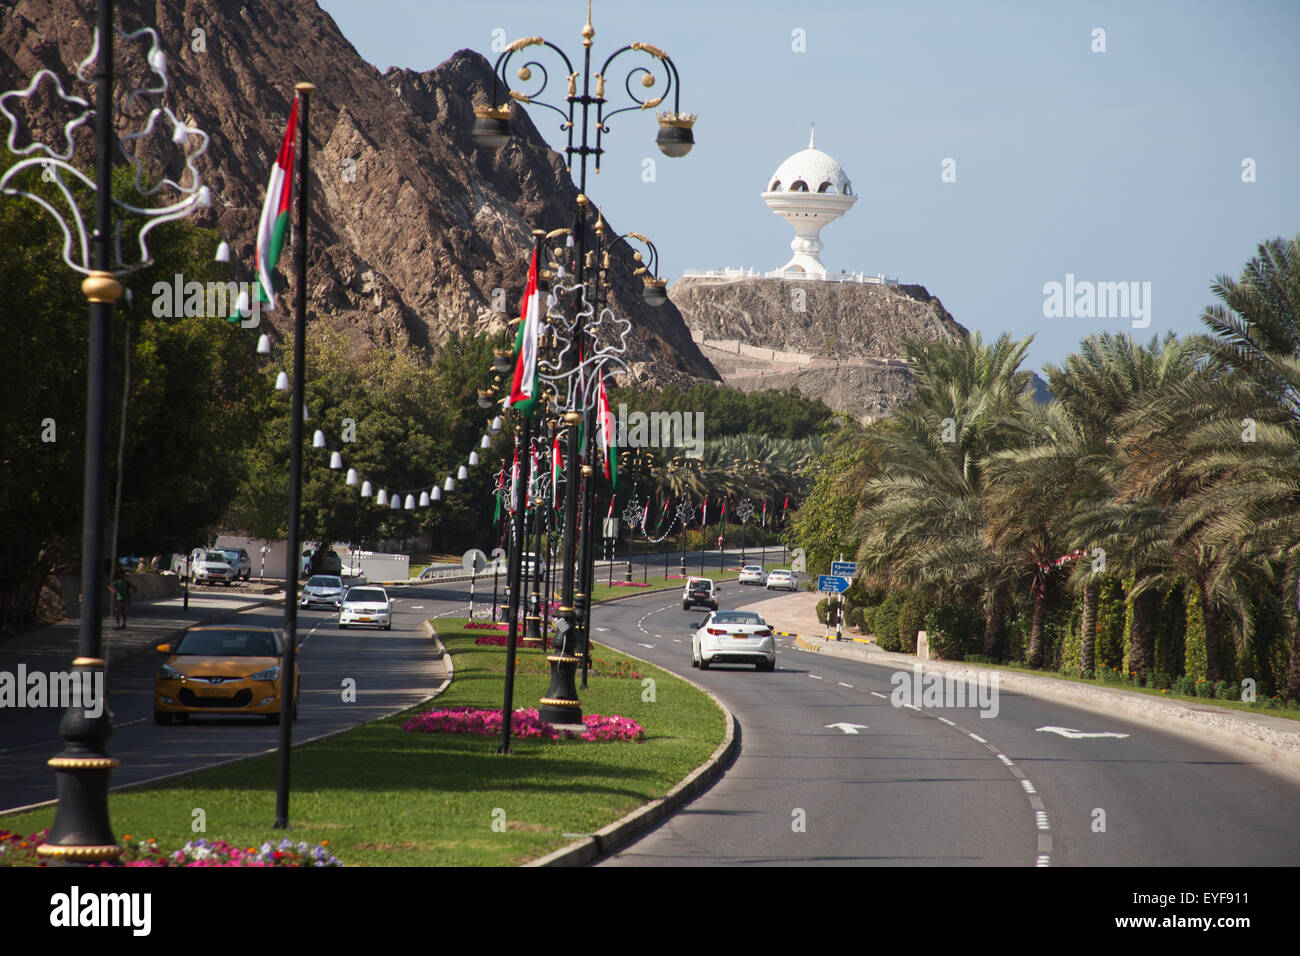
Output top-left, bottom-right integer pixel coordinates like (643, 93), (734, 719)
(402, 706), (644, 742)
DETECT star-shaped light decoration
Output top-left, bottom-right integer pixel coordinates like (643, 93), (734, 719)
(737, 498), (755, 524)
(0, 25), (210, 277)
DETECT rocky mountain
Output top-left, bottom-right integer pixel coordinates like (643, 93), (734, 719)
(669, 275), (970, 419)
(0, 0), (717, 384)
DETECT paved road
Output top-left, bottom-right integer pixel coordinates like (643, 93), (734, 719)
(586, 584), (1300, 867)
(0, 583), (473, 814)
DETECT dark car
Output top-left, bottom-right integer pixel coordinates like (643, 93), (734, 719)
(302, 547), (343, 578)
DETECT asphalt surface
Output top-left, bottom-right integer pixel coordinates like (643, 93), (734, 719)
(0, 584), (471, 814)
(588, 584), (1300, 867)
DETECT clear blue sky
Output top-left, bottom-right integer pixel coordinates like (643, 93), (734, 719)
(318, 0), (1299, 374)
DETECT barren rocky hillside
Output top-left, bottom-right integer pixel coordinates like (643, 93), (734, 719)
(0, 0), (717, 384)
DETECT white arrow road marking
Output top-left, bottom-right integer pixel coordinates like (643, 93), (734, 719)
(1036, 725), (1131, 739)
(638, 643), (655, 649)
(825, 722), (869, 735)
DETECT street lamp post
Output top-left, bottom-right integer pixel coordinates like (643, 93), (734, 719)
(472, 3), (693, 725)
(1, 5), (212, 863)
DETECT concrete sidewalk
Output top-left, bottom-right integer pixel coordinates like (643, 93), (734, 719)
(0, 590), (282, 673)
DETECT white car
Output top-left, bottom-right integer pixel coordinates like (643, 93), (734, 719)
(338, 586), (392, 630)
(765, 569), (797, 591)
(691, 609), (776, 672)
(738, 565), (767, 586)
(189, 549), (237, 586)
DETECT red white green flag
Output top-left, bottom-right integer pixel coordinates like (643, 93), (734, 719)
(597, 367), (619, 491)
(551, 432), (562, 510)
(506, 249), (541, 418)
(255, 97), (299, 311)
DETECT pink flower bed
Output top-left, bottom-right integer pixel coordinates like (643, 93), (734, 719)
(610, 581), (651, 588)
(466, 621), (509, 630)
(402, 706), (644, 742)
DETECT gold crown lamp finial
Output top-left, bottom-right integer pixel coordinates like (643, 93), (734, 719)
(582, 0), (594, 46)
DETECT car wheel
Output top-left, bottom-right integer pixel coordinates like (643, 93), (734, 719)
(153, 710), (171, 726)
(699, 655), (709, 671)
(266, 711), (281, 725)
(683, 603), (689, 611)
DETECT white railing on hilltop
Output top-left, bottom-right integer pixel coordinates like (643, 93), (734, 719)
(680, 267), (899, 285)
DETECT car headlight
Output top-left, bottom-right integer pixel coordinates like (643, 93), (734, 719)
(160, 664), (184, 681)
(248, 665), (281, 681)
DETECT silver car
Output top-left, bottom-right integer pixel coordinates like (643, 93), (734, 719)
(300, 574), (345, 609)
(765, 569), (797, 591)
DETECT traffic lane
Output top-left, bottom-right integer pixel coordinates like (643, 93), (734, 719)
(593, 593), (1036, 865)
(953, 691), (1300, 867)
(0, 598), (450, 814)
(700, 592), (1300, 866)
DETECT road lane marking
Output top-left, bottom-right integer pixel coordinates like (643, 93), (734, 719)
(808, 674), (823, 680)
(870, 691), (887, 699)
(837, 682), (853, 688)
(825, 722), (869, 734)
(1036, 725), (1130, 739)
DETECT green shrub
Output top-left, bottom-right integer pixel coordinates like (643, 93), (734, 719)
(861, 604), (878, 635)
(874, 592), (905, 653)
(898, 592), (928, 654)
(816, 598), (828, 625)
(1194, 678), (1214, 698)
(924, 602), (981, 661)
(1184, 587), (1207, 683)
(1171, 675), (1194, 697)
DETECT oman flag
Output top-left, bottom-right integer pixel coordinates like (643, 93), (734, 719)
(551, 432), (563, 509)
(506, 249), (541, 417)
(255, 97), (299, 311)
(597, 367), (618, 490)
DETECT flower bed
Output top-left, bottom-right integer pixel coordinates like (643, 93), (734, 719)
(0, 830), (342, 867)
(466, 621), (508, 630)
(402, 706), (644, 742)
(610, 581), (651, 588)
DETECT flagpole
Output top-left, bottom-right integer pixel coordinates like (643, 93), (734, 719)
(275, 81), (312, 830)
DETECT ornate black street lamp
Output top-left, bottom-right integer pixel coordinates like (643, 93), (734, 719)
(471, 3), (693, 725)
(1, 5), (211, 862)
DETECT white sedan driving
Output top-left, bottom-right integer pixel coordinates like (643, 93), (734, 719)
(338, 585), (392, 630)
(691, 609), (776, 671)
(737, 565), (767, 586)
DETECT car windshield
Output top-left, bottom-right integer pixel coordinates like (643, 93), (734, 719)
(307, 575), (342, 589)
(345, 588), (387, 604)
(712, 612), (764, 625)
(175, 629), (280, 657)
(204, 552), (228, 562)
(743, 566), (762, 572)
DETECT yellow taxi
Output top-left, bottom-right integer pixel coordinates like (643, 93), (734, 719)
(154, 625), (299, 725)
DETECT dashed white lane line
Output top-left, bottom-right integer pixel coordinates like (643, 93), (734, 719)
(1020, 779), (1038, 795)
(1035, 810), (1051, 830)
(838, 681), (853, 688)
(997, 753), (1014, 766)
(870, 691), (887, 699)
(808, 674), (823, 680)
(967, 733), (988, 744)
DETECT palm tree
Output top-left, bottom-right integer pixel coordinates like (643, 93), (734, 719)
(1151, 237), (1300, 697)
(850, 333), (1033, 656)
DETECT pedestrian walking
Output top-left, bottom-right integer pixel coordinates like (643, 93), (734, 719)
(109, 573), (137, 630)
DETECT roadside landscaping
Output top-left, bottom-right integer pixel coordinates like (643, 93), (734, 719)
(0, 619), (725, 866)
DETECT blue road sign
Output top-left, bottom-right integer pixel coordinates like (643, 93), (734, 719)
(831, 561), (858, 577)
(818, 575), (851, 594)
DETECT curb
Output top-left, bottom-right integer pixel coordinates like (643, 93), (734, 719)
(792, 633), (1300, 783)
(525, 652), (739, 867)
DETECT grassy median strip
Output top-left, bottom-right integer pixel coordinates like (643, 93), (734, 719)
(0, 620), (725, 866)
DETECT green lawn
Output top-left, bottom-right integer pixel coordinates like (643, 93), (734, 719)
(0, 621), (726, 866)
